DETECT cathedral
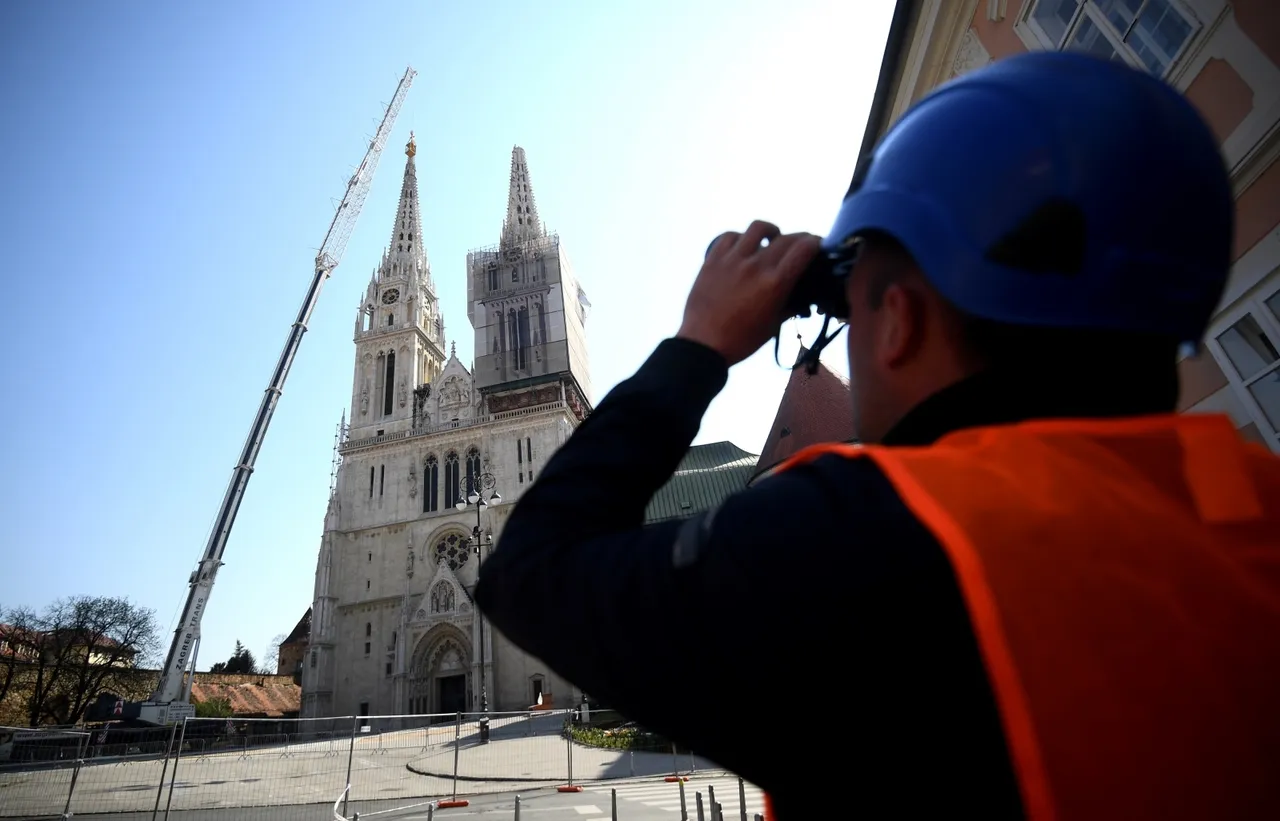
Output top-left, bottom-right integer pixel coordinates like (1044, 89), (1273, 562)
(301, 136), (592, 719)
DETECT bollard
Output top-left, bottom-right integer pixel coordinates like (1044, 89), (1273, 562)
(629, 749), (635, 777)
(679, 779), (688, 820)
(428, 804), (433, 821)
(514, 794), (521, 821)
(739, 777), (748, 821)
(612, 787), (618, 820)
(708, 785), (717, 819)
(696, 791), (706, 821)
(755, 816), (764, 821)
(438, 713), (470, 808)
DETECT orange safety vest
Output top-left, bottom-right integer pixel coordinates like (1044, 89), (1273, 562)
(761, 413), (1280, 821)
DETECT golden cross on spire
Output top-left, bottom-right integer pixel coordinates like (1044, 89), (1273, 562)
(406, 131), (416, 158)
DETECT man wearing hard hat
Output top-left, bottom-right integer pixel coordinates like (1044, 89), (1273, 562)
(476, 51), (1280, 821)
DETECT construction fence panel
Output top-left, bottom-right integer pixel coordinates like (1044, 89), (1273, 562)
(0, 726), (91, 820)
(157, 715), (356, 817)
(340, 711), (457, 819)
(0, 708), (752, 819)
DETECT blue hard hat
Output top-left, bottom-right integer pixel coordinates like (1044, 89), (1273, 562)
(823, 51), (1233, 344)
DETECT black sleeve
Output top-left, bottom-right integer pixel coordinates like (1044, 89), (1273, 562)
(474, 339), (841, 774)
(476, 339), (1020, 811)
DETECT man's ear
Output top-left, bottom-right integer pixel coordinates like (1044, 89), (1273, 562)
(875, 281), (926, 370)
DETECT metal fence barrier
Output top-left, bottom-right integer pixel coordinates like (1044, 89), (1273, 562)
(0, 710), (764, 819)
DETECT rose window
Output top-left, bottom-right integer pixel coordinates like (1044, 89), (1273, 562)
(433, 533), (469, 570)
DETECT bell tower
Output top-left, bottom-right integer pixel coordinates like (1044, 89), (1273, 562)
(465, 147), (591, 419)
(349, 134), (448, 439)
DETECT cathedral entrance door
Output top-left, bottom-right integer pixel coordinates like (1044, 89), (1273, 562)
(438, 674), (466, 715)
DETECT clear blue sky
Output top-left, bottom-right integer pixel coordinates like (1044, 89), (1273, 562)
(1, 1), (893, 671)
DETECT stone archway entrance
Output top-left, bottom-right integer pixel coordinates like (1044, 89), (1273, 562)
(408, 623), (473, 719)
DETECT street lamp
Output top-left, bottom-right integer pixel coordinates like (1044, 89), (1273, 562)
(456, 468), (500, 743)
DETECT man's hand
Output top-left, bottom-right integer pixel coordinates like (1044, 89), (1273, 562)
(676, 221), (820, 366)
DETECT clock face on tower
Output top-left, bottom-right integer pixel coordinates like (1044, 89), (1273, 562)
(382, 288), (400, 305)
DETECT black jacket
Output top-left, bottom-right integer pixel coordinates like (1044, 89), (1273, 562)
(475, 338), (1027, 819)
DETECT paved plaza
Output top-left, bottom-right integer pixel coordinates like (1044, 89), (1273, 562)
(0, 715), (721, 819)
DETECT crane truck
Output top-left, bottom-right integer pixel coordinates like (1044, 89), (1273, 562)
(87, 67), (417, 727)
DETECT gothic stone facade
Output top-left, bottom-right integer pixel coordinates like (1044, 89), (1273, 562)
(301, 138), (591, 719)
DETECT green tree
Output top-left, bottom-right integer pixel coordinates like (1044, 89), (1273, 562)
(193, 697), (234, 718)
(209, 640), (256, 675)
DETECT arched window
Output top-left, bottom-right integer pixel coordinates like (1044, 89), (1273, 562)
(444, 452), (460, 507)
(383, 352), (396, 416)
(365, 623), (372, 637)
(423, 456), (439, 513)
(507, 309), (518, 364)
(517, 307), (530, 369)
(465, 447), (481, 497)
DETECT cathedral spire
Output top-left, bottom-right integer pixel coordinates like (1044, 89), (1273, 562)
(383, 133), (431, 287)
(500, 146), (544, 248)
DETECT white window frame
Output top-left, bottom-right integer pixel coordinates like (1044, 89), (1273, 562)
(1015, 0), (1202, 79)
(1204, 267), (1280, 452)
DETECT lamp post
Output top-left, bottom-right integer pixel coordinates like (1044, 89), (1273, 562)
(456, 468), (500, 743)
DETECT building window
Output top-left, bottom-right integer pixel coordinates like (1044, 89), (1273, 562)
(368, 552), (372, 562)
(444, 452), (460, 507)
(369, 466), (375, 498)
(379, 464), (385, 496)
(1209, 280), (1280, 450)
(424, 456), (439, 512)
(383, 352), (396, 416)
(517, 307), (530, 369)
(365, 623), (372, 637)
(1019, 0), (1197, 77)
(531, 675), (545, 704)
(432, 532), (470, 571)
(364, 642), (371, 655)
(386, 662), (393, 675)
(465, 447), (481, 495)
(508, 309), (519, 365)
(310, 649), (317, 668)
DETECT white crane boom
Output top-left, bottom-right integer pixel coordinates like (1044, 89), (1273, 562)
(127, 67), (416, 727)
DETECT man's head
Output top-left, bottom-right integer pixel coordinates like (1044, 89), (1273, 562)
(813, 52), (1233, 442)
(843, 232), (1181, 443)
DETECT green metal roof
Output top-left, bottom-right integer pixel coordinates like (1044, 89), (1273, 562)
(643, 441), (759, 524)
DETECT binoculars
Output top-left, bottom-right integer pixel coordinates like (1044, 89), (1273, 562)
(703, 235), (852, 320)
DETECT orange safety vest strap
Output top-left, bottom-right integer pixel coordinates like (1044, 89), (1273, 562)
(768, 440), (1055, 819)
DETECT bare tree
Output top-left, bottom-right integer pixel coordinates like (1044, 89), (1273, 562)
(0, 605), (39, 712)
(23, 596), (159, 726)
(263, 634), (287, 675)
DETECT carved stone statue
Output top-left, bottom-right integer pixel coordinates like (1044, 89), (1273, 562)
(406, 548), (415, 578)
(408, 462), (418, 498)
(430, 582), (455, 613)
(441, 376), (464, 406)
(360, 382), (370, 415)
(399, 378), (407, 408)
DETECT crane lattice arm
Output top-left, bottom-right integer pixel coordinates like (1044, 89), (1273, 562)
(146, 67), (417, 718)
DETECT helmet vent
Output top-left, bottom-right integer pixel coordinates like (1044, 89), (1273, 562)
(984, 198), (1086, 277)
